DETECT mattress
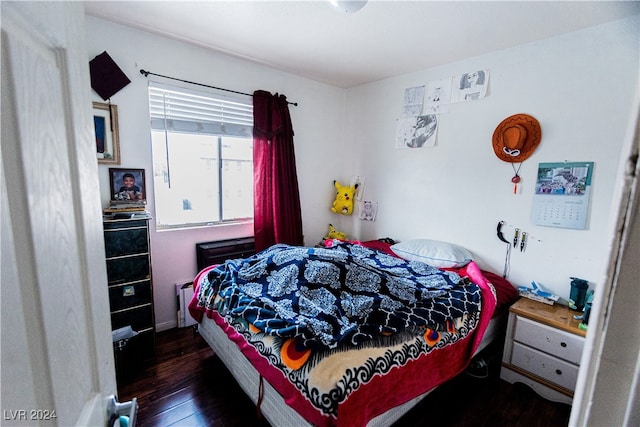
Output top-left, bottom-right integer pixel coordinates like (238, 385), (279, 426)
(197, 309), (507, 427)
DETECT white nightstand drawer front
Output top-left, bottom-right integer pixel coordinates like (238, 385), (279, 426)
(514, 316), (583, 364)
(512, 342), (580, 391)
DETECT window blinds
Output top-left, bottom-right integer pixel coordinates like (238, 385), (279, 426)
(148, 81), (253, 137)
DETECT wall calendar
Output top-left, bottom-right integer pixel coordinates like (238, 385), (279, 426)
(531, 162), (594, 230)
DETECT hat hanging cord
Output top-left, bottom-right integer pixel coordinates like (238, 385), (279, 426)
(511, 162), (523, 194)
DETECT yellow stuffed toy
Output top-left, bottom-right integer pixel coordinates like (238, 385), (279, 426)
(331, 180), (358, 215)
(324, 224), (347, 241)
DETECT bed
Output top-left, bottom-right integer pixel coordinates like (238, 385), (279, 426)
(188, 239), (517, 427)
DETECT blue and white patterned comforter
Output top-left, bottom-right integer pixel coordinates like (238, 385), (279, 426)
(197, 242), (482, 350)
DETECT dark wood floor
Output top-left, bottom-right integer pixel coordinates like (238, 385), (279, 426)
(118, 327), (571, 427)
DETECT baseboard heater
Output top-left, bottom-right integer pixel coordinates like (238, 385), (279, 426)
(195, 237), (256, 272)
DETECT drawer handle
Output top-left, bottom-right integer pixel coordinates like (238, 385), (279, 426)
(560, 342), (567, 347)
(556, 369), (563, 375)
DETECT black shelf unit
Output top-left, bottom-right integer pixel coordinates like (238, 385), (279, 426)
(103, 215), (156, 381)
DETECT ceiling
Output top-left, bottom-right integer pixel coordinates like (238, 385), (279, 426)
(84, 1), (639, 88)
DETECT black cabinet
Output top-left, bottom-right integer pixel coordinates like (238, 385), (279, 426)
(103, 215), (155, 381)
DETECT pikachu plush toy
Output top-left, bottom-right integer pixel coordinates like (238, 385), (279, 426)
(330, 180), (358, 215)
(324, 224), (347, 241)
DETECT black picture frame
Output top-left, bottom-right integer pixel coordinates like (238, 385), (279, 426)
(109, 168), (146, 201)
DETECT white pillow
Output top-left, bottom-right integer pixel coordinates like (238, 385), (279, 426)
(390, 239), (473, 268)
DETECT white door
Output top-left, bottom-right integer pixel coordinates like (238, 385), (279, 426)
(1, 2), (117, 426)
(569, 90), (640, 425)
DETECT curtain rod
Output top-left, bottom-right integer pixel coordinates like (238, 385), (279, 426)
(139, 69), (298, 106)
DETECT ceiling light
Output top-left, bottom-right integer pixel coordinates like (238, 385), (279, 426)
(329, 0), (368, 13)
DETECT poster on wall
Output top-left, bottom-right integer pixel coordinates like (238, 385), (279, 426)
(358, 201), (378, 221)
(451, 69), (489, 103)
(394, 115), (438, 149)
(531, 161), (594, 230)
(425, 77), (452, 114)
(401, 85), (425, 117)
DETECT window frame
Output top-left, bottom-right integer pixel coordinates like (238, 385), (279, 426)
(148, 81), (254, 230)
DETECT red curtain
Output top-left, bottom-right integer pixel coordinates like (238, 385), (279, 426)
(252, 90), (303, 251)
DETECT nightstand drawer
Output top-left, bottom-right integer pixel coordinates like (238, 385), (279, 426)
(514, 316), (583, 364)
(512, 342), (579, 391)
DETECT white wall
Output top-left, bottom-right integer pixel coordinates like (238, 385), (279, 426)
(343, 16), (639, 301)
(87, 15), (639, 331)
(86, 17), (346, 330)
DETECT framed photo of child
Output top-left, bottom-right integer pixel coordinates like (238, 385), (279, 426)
(109, 168), (146, 201)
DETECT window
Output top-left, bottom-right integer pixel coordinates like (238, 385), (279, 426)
(148, 82), (253, 229)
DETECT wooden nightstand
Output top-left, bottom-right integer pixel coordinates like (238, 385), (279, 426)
(501, 297), (586, 404)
